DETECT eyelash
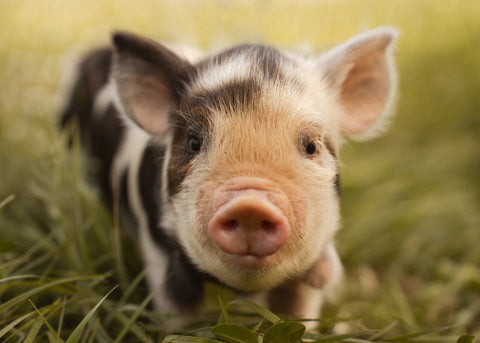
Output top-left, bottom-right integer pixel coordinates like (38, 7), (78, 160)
(302, 136), (322, 157)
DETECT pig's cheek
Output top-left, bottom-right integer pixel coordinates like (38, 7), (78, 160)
(293, 195), (308, 239)
(193, 182), (217, 245)
(282, 185), (309, 241)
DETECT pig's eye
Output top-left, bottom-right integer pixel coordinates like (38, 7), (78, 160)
(187, 135), (202, 153)
(301, 136), (320, 157)
(305, 142), (317, 155)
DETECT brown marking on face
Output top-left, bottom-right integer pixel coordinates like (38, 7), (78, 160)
(167, 76), (263, 197)
(168, 157), (195, 196)
(167, 77), (272, 197)
(166, 91), (218, 196)
(189, 79), (262, 117)
(167, 118), (202, 196)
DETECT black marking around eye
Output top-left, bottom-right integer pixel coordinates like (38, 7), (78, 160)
(334, 173), (341, 197)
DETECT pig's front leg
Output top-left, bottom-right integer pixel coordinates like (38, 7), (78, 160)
(138, 225), (204, 330)
(267, 242), (342, 327)
(267, 279), (324, 322)
(303, 242), (343, 290)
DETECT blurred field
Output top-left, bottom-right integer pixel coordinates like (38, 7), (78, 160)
(1, 0), (480, 341)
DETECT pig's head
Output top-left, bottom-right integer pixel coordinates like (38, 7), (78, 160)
(112, 28), (398, 292)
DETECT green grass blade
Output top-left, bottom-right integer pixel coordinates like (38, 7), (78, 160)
(227, 300), (281, 324)
(0, 275), (104, 313)
(382, 326), (452, 342)
(1, 302), (65, 342)
(218, 295), (233, 324)
(368, 321), (398, 341)
(103, 307), (151, 342)
(57, 296), (67, 337)
(263, 321), (305, 343)
(118, 268), (148, 304)
(28, 299), (64, 342)
(0, 311), (37, 339)
(311, 330), (373, 343)
(0, 193), (16, 209)
(211, 323), (259, 343)
(0, 236), (55, 276)
(113, 283), (161, 343)
(0, 274), (37, 284)
(23, 317), (45, 343)
(457, 335), (475, 343)
(163, 335), (223, 343)
(251, 319), (264, 333)
(47, 331), (64, 343)
(65, 286), (118, 343)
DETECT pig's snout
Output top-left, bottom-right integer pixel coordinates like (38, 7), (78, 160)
(208, 183), (290, 258)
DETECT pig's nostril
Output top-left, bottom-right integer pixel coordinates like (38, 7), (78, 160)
(261, 220), (276, 232)
(225, 220), (239, 230)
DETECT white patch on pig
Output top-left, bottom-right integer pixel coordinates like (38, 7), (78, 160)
(93, 82), (114, 118)
(109, 107), (177, 312)
(158, 131), (177, 238)
(190, 52), (253, 93)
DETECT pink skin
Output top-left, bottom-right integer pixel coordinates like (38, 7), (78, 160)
(208, 177), (291, 267)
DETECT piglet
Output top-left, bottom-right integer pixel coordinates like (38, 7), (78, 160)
(60, 27), (398, 328)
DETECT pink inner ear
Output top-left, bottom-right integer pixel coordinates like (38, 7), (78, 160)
(132, 95), (170, 134)
(123, 76), (172, 135)
(338, 36), (393, 135)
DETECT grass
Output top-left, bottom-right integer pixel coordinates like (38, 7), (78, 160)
(1, 0), (480, 341)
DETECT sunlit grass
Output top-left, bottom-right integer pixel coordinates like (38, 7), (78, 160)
(1, 0), (480, 341)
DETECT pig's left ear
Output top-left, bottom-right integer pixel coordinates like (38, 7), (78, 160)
(111, 32), (194, 135)
(319, 27), (399, 139)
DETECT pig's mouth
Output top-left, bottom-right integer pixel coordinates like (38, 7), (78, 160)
(223, 252), (277, 270)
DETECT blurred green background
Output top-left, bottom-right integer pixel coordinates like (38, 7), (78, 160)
(1, 0), (479, 341)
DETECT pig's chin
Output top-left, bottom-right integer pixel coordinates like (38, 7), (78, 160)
(209, 252), (300, 292)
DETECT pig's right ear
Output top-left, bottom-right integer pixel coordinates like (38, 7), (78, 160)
(111, 32), (193, 135)
(319, 27), (399, 139)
